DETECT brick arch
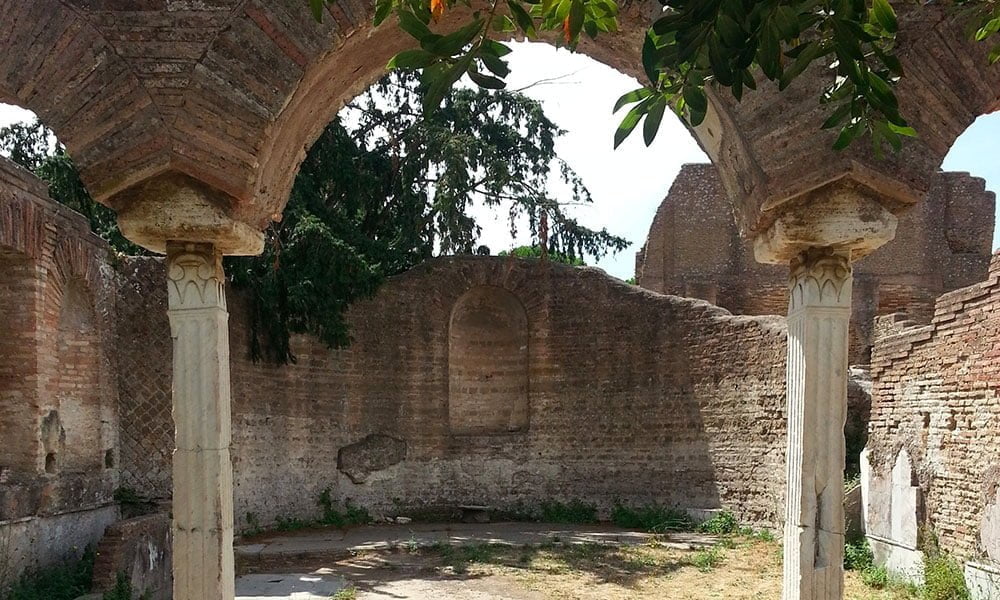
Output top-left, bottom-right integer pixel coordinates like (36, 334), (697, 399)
(38, 239), (106, 473)
(448, 285), (530, 435)
(0, 0), (166, 203)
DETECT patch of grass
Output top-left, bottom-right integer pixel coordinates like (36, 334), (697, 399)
(610, 504), (696, 533)
(243, 512), (263, 537)
(845, 539), (875, 572)
(689, 546), (723, 572)
(331, 586), (357, 600)
(317, 490), (372, 528)
(539, 500), (598, 524)
(102, 573), (150, 600)
(922, 553), (969, 600)
(698, 511), (738, 535)
(7, 547), (95, 600)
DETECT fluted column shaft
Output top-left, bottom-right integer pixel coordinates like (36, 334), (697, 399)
(166, 241), (235, 600)
(783, 248), (852, 600)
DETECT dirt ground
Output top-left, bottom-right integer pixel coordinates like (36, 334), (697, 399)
(319, 537), (918, 600)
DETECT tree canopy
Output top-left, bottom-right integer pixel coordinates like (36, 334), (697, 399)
(327, 0), (1000, 153)
(0, 71), (627, 363)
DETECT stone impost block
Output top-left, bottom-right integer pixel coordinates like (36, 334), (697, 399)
(754, 179), (898, 265)
(115, 172), (263, 256)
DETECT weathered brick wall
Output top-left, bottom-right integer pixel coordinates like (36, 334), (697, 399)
(0, 157), (119, 582)
(636, 164), (995, 365)
(867, 252), (1000, 560)
(120, 256), (790, 530)
(91, 513), (171, 600)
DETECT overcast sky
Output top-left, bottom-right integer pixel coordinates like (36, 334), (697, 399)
(1, 41), (997, 280)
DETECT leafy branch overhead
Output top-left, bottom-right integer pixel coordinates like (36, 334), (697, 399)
(310, 0), (1000, 153)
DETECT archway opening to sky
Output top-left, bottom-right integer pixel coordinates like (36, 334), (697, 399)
(942, 112), (1000, 252)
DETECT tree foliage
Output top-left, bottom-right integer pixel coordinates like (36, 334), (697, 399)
(1, 71), (627, 363)
(0, 121), (145, 255)
(330, 0), (1000, 153)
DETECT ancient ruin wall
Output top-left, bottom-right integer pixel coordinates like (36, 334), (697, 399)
(866, 253), (1000, 562)
(118, 257), (790, 530)
(636, 164), (995, 364)
(0, 157), (120, 581)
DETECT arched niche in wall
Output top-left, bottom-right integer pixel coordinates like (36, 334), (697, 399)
(448, 286), (529, 435)
(51, 277), (102, 473)
(0, 249), (39, 473)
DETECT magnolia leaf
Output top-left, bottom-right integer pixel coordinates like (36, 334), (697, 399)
(374, 0), (392, 26)
(423, 18), (483, 56)
(614, 98), (651, 148)
(614, 87), (652, 113)
(398, 10), (434, 40)
(643, 97), (667, 146)
(508, 0), (537, 37)
(310, 0), (325, 21)
(682, 83), (707, 115)
(872, 0), (897, 34)
(387, 49), (439, 69)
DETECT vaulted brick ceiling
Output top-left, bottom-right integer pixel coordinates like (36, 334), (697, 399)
(0, 0), (998, 235)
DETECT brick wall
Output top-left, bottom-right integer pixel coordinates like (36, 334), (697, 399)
(119, 256), (790, 529)
(636, 164), (995, 365)
(0, 157), (120, 583)
(867, 252), (1000, 561)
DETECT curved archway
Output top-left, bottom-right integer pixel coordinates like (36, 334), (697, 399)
(448, 285), (529, 435)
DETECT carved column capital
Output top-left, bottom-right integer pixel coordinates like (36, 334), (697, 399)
(788, 248), (853, 313)
(166, 242), (225, 311)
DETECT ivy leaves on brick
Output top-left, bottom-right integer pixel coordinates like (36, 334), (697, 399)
(307, 0), (1000, 154)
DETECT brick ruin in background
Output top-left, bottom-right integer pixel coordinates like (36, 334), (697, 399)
(635, 163), (996, 365)
(0, 158), (120, 586)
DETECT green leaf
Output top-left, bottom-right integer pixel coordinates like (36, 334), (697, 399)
(871, 0), (897, 33)
(641, 32), (660, 84)
(990, 43), (1000, 64)
(468, 68), (507, 89)
(310, 0), (325, 22)
(779, 41), (820, 90)
(821, 102), (852, 129)
(716, 14), (744, 48)
(978, 18), (1000, 42)
(708, 35), (734, 86)
(508, 0), (537, 37)
(682, 83), (707, 115)
(567, 0), (585, 43)
(387, 49), (439, 69)
(398, 10), (434, 41)
(422, 52), (475, 114)
(773, 5), (800, 40)
(887, 122), (917, 137)
(482, 39), (513, 57)
(614, 87), (652, 113)
(614, 98), (651, 149)
(492, 14), (516, 32)
(480, 52), (511, 77)
(758, 26), (781, 80)
(422, 18), (484, 56)
(643, 97), (667, 146)
(374, 0), (392, 26)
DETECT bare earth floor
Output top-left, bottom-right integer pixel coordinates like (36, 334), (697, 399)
(234, 523), (914, 600)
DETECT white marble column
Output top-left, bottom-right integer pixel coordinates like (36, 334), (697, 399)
(166, 241), (235, 600)
(783, 248), (852, 600)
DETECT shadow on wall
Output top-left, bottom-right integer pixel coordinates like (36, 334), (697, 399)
(118, 256), (789, 532)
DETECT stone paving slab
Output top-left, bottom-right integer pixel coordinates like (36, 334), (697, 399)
(235, 572), (348, 599)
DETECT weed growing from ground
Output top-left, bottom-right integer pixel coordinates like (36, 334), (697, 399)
(539, 500), (598, 524)
(6, 547), (95, 600)
(331, 586), (357, 600)
(698, 511), (738, 535)
(922, 553), (969, 600)
(318, 489), (372, 527)
(610, 504), (696, 533)
(689, 546), (723, 572)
